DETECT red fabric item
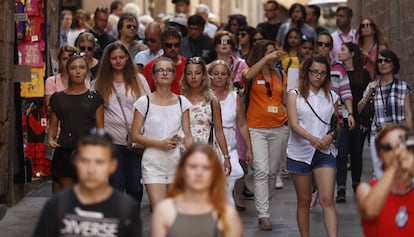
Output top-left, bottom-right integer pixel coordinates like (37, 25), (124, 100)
(361, 180), (414, 237)
(142, 56), (186, 95)
(25, 143), (50, 177)
(24, 16), (44, 42)
(28, 113), (46, 135)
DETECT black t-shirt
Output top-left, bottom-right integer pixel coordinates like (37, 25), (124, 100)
(347, 69), (371, 121)
(50, 90), (104, 149)
(88, 29), (116, 61)
(179, 35), (216, 64)
(33, 188), (142, 237)
(256, 22), (282, 41)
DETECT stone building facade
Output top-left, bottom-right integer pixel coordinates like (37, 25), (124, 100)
(349, 0), (414, 89)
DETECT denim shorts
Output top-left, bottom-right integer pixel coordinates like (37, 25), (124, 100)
(286, 150), (336, 175)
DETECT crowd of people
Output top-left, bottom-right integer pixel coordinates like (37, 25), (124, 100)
(34, 0), (414, 236)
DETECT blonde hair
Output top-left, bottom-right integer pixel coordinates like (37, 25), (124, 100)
(181, 57), (214, 102)
(207, 60), (233, 93)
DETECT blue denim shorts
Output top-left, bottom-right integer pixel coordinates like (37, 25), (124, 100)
(286, 150), (336, 175)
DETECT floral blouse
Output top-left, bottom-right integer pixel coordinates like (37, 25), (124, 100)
(189, 101), (212, 144)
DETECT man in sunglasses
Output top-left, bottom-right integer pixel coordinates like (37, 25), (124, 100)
(330, 6), (356, 61)
(142, 26), (186, 94)
(88, 7), (116, 60)
(117, 13), (143, 59)
(179, 14), (215, 64)
(134, 22), (164, 71)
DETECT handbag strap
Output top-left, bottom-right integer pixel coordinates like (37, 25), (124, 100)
(304, 91), (334, 125)
(208, 99), (214, 145)
(112, 85), (149, 134)
(112, 85), (130, 133)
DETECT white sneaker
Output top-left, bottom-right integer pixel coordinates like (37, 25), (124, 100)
(275, 175), (284, 189)
(310, 190), (319, 208)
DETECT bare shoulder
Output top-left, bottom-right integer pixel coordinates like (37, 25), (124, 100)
(153, 198), (176, 222)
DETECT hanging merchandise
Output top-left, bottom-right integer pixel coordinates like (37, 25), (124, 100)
(21, 64), (45, 100)
(18, 41), (45, 67)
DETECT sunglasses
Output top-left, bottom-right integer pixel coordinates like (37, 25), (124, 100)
(154, 68), (175, 75)
(253, 38), (264, 42)
(188, 57), (204, 64)
(238, 32), (247, 38)
(376, 58), (392, 64)
(360, 23), (373, 28)
(220, 38), (232, 45)
(317, 41), (332, 48)
(79, 46), (94, 52)
(144, 38), (157, 44)
(379, 135), (405, 152)
(126, 24), (138, 30)
(309, 69), (327, 77)
(69, 52), (86, 57)
(301, 35), (314, 43)
(265, 81), (272, 97)
(164, 42), (180, 48)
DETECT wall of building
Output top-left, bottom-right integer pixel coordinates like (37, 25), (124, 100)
(349, 0), (414, 89)
(0, 0), (17, 207)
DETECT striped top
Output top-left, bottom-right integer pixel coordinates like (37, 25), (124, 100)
(330, 62), (353, 119)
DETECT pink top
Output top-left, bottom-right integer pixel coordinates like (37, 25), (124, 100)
(45, 74), (65, 96)
(363, 44), (387, 80)
(45, 74), (90, 97)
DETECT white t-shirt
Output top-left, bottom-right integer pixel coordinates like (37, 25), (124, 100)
(133, 95), (191, 140)
(287, 89), (339, 164)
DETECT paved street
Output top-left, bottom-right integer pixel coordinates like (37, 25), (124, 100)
(0, 146), (372, 237)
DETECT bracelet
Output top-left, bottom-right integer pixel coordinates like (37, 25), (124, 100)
(223, 154), (230, 159)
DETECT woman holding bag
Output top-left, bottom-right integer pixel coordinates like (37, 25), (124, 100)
(94, 42), (150, 205)
(131, 57), (193, 208)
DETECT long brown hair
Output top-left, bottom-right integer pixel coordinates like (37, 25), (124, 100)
(94, 42), (142, 103)
(169, 143), (229, 236)
(357, 18), (388, 47)
(299, 54), (331, 100)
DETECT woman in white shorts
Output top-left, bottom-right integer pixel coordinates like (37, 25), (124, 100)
(131, 57), (193, 208)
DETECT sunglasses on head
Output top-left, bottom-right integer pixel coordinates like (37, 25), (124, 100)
(188, 57), (204, 64)
(79, 46), (94, 52)
(69, 52), (86, 57)
(164, 42), (180, 48)
(144, 38), (157, 44)
(376, 58), (392, 64)
(360, 23), (373, 28)
(126, 24), (137, 30)
(95, 6), (109, 13)
(317, 41), (332, 48)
